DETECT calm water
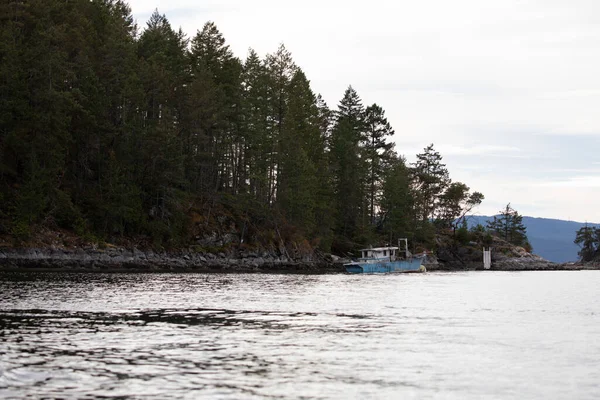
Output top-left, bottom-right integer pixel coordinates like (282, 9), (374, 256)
(1, 271), (599, 399)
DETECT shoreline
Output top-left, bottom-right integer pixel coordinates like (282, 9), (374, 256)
(0, 246), (340, 274)
(1, 246), (598, 273)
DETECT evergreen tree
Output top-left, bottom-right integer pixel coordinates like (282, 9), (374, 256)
(316, 94), (333, 145)
(135, 9), (190, 243)
(265, 43), (296, 204)
(411, 144), (450, 223)
(487, 203), (529, 247)
(277, 70), (320, 233)
(313, 94), (335, 249)
(574, 225), (600, 262)
(380, 155), (414, 243)
(190, 21), (234, 80)
(240, 48), (271, 202)
(363, 103), (395, 225)
(330, 86), (366, 242)
(437, 182), (484, 229)
(189, 21), (242, 193)
(69, 0), (143, 236)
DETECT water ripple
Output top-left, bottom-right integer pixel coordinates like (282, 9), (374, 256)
(1, 271), (599, 399)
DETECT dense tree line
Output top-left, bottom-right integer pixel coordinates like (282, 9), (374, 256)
(0, 1), (483, 253)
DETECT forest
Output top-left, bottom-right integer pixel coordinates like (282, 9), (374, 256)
(0, 0), (484, 255)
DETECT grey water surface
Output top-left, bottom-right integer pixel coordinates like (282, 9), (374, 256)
(1, 271), (599, 399)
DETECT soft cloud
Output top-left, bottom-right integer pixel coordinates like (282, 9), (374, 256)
(538, 176), (600, 188)
(436, 145), (522, 157)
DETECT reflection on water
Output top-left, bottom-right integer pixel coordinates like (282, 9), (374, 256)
(1, 271), (599, 399)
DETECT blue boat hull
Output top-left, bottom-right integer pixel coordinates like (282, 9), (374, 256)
(345, 258), (425, 274)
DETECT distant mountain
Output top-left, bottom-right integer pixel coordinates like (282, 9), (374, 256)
(465, 216), (600, 263)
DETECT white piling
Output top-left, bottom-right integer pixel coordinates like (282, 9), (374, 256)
(483, 247), (491, 269)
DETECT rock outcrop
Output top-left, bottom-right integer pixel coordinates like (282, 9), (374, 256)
(431, 235), (580, 271)
(0, 246), (342, 273)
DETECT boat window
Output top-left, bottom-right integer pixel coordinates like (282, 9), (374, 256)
(383, 250), (387, 256)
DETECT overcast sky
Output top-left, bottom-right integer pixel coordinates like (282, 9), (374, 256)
(129, 0), (600, 222)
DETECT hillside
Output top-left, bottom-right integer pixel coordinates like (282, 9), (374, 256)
(466, 216), (600, 263)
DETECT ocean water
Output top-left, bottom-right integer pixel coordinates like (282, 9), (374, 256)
(0, 271), (598, 399)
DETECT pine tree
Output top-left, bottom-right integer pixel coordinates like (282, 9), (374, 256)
(437, 182), (484, 229)
(312, 94), (335, 249)
(411, 144), (450, 223)
(277, 70), (320, 233)
(135, 9), (190, 243)
(265, 44), (297, 204)
(363, 103), (395, 225)
(574, 225), (599, 262)
(316, 94), (333, 144)
(330, 86), (366, 242)
(380, 155), (414, 243)
(487, 203), (529, 247)
(69, 0), (143, 236)
(189, 21), (242, 193)
(241, 49), (271, 203)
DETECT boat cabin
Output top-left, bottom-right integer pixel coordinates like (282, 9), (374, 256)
(359, 247), (400, 260)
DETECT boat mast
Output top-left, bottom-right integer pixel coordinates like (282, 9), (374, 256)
(398, 238), (409, 259)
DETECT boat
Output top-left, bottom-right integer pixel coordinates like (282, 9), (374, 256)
(344, 238), (426, 274)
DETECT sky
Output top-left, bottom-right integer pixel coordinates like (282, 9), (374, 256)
(128, 0), (600, 222)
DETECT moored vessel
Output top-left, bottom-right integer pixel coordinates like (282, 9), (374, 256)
(344, 239), (426, 274)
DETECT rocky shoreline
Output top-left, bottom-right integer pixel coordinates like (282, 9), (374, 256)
(425, 260), (598, 271)
(0, 247), (340, 273)
(0, 246), (598, 273)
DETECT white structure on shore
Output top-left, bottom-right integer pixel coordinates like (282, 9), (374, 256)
(483, 248), (492, 269)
